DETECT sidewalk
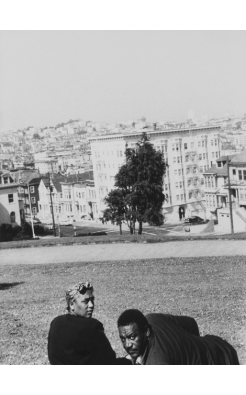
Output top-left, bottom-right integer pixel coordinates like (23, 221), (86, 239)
(1, 239), (246, 266)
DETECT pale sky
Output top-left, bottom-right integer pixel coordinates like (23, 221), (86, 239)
(0, 30), (246, 130)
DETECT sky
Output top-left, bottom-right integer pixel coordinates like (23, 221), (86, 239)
(0, 30), (246, 130)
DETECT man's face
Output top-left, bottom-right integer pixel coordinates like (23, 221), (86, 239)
(118, 323), (149, 361)
(70, 290), (94, 318)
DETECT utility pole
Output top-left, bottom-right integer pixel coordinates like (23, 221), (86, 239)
(27, 182), (36, 239)
(227, 156), (234, 234)
(48, 172), (56, 236)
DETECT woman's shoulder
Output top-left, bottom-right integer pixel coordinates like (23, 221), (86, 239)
(51, 314), (104, 329)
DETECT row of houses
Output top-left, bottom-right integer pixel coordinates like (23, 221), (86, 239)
(0, 169), (97, 227)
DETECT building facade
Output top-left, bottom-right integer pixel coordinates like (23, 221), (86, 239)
(0, 172), (21, 226)
(203, 150), (246, 231)
(89, 126), (221, 221)
(38, 178), (97, 222)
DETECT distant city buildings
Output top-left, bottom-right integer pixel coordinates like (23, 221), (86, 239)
(1, 113), (246, 228)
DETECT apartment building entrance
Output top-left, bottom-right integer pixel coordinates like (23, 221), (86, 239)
(179, 206), (185, 220)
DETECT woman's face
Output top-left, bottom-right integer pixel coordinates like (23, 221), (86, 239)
(70, 290), (95, 318)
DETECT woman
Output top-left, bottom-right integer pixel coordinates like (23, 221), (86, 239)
(48, 281), (117, 365)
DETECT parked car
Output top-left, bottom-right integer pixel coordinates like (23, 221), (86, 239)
(43, 220), (58, 230)
(184, 216), (209, 225)
(25, 216), (42, 224)
(81, 215), (92, 221)
(59, 218), (72, 226)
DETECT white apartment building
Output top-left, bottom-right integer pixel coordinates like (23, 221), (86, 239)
(89, 126), (221, 222)
(35, 158), (59, 174)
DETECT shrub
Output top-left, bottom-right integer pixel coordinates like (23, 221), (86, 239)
(0, 224), (22, 242)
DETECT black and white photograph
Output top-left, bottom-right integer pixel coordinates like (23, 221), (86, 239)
(0, 1), (245, 393)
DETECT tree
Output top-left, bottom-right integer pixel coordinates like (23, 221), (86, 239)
(33, 133), (41, 140)
(104, 132), (167, 235)
(103, 189), (126, 234)
(88, 201), (94, 219)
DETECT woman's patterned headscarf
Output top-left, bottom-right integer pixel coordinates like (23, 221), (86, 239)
(66, 282), (93, 306)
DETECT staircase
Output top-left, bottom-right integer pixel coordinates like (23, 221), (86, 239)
(235, 207), (246, 224)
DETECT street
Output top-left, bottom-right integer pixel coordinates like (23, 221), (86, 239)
(1, 239), (246, 266)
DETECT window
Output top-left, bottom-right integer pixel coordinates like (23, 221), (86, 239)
(211, 140), (214, 146)
(174, 170), (177, 175)
(172, 144), (175, 151)
(184, 143), (187, 150)
(83, 205), (86, 212)
(10, 211), (15, 223)
(181, 194), (183, 201)
(32, 207), (37, 215)
(199, 154), (202, 160)
(191, 142), (194, 148)
(175, 182), (179, 188)
(31, 197), (36, 203)
(30, 186), (35, 193)
(198, 141), (201, 147)
(177, 157), (180, 163)
(203, 153), (206, 159)
(178, 169), (181, 176)
(176, 143), (179, 151)
(202, 141), (205, 147)
(216, 152), (219, 158)
(215, 139), (217, 146)
(212, 152), (214, 158)
(243, 170), (246, 181)
(186, 167), (190, 174)
(173, 157), (176, 163)
(239, 170), (242, 180)
(233, 169), (236, 175)
(176, 195), (180, 201)
(179, 182), (182, 188)
(185, 155), (189, 162)
(189, 192), (192, 199)
(8, 194), (14, 203)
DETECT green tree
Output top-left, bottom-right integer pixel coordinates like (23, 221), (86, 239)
(103, 189), (126, 234)
(105, 132), (167, 235)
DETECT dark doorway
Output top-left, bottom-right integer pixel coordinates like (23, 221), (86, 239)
(179, 206), (185, 220)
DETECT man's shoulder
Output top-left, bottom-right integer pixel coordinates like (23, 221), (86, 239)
(145, 313), (172, 323)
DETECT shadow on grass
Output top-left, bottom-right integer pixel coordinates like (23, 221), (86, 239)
(0, 282), (25, 291)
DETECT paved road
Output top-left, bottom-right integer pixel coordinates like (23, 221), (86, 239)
(1, 240), (246, 266)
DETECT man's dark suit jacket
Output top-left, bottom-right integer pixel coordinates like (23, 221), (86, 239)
(48, 314), (116, 365)
(144, 314), (239, 365)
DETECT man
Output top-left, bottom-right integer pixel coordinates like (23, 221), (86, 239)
(117, 309), (239, 365)
(48, 281), (116, 364)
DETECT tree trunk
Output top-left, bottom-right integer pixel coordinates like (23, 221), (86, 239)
(138, 220), (142, 234)
(119, 222), (122, 235)
(130, 221), (133, 234)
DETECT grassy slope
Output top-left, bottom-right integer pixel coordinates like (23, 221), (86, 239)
(0, 256), (245, 365)
(1, 230), (246, 250)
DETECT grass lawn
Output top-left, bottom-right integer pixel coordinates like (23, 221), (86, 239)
(1, 229), (246, 250)
(0, 256), (245, 365)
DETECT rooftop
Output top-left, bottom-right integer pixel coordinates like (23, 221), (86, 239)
(203, 163), (228, 177)
(230, 149), (246, 164)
